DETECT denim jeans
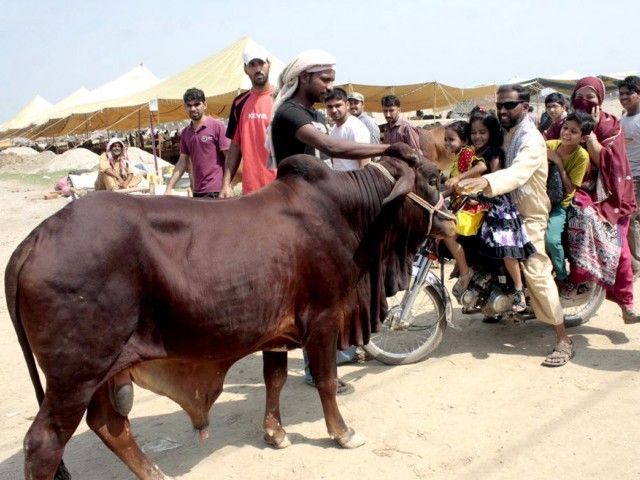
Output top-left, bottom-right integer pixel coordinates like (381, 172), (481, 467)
(302, 347), (358, 385)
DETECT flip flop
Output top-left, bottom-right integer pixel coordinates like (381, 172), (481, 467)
(541, 339), (575, 367)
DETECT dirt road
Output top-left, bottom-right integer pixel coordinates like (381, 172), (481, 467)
(0, 180), (638, 480)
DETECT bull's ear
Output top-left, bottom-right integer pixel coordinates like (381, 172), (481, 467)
(382, 170), (415, 205)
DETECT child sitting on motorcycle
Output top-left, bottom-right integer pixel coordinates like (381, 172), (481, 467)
(442, 120), (489, 297)
(470, 110), (536, 311)
(544, 111), (594, 291)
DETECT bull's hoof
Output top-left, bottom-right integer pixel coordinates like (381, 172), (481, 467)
(333, 428), (366, 449)
(112, 384), (134, 416)
(263, 429), (291, 449)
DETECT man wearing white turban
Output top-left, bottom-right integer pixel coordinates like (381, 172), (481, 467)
(268, 50), (420, 393)
(268, 49), (394, 167)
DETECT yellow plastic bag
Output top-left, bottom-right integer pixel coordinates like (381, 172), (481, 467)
(455, 210), (485, 236)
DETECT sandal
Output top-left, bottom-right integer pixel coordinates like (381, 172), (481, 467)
(452, 269), (474, 298)
(336, 378), (354, 395)
(512, 289), (526, 312)
(541, 338), (575, 367)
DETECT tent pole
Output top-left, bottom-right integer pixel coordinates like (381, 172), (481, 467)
(433, 82), (437, 119)
(149, 108), (159, 176)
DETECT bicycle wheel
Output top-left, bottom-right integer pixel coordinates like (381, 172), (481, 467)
(364, 283), (447, 365)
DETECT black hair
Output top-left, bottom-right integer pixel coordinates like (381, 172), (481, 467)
(468, 111), (504, 149)
(324, 87), (348, 102)
(538, 111), (552, 132)
(445, 120), (470, 143)
(618, 76), (640, 94)
(381, 95), (401, 107)
(497, 84), (530, 102)
(183, 88), (206, 103)
(545, 92), (566, 107)
(564, 110), (595, 136)
(468, 110), (505, 168)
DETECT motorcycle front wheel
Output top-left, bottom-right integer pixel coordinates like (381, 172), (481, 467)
(364, 284), (447, 365)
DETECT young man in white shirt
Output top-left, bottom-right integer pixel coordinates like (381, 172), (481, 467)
(325, 87), (371, 171)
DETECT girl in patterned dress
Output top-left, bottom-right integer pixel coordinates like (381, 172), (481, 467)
(470, 110), (536, 311)
(442, 121), (488, 297)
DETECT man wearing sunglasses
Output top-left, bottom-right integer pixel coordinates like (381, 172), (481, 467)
(165, 88), (231, 198)
(458, 84), (574, 367)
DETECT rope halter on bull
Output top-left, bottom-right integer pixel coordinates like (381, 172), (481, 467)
(368, 161), (456, 235)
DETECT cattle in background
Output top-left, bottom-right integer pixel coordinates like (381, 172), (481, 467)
(6, 148), (455, 480)
(418, 125), (451, 172)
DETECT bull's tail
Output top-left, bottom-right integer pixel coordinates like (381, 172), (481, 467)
(5, 234), (73, 480)
(4, 232), (44, 404)
(4, 232), (71, 480)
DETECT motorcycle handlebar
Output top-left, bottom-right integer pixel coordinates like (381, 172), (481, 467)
(465, 192), (500, 205)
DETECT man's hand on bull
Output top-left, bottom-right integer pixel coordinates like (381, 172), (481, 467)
(456, 176), (489, 195)
(384, 142), (419, 162)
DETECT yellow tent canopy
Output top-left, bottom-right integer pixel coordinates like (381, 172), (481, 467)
(23, 37), (286, 139)
(18, 37), (497, 140)
(338, 82), (497, 113)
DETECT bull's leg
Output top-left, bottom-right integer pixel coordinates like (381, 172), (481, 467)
(23, 394), (88, 480)
(305, 335), (365, 449)
(262, 351), (290, 448)
(86, 384), (167, 480)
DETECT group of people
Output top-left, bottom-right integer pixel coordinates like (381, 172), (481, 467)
(444, 77), (640, 367)
(95, 42), (640, 371)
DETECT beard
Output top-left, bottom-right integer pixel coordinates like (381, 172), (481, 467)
(499, 116), (515, 130)
(252, 74), (268, 87)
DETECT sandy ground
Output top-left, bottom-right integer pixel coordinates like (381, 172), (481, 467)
(0, 180), (639, 480)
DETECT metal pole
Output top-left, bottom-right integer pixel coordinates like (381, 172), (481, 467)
(149, 109), (159, 176)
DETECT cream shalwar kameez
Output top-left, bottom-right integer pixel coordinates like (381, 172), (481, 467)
(483, 118), (563, 326)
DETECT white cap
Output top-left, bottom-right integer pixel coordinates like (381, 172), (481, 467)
(243, 44), (270, 65)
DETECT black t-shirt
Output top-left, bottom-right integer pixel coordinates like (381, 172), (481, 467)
(271, 99), (328, 164)
(226, 90), (252, 140)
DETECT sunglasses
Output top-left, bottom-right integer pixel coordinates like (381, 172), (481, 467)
(495, 101), (524, 110)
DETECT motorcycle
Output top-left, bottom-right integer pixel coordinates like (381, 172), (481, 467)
(363, 195), (605, 365)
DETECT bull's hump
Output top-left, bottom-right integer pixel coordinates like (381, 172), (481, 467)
(277, 155), (329, 183)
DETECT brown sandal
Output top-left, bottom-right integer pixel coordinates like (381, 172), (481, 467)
(541, 339), (575, 367)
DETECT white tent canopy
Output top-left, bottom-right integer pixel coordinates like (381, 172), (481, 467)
(1, 64), (160, 139)
(0, 95), (52, 132)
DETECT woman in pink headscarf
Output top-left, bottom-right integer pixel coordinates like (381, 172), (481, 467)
(95, 137), (145, 191)
(549, 77), (639, 323)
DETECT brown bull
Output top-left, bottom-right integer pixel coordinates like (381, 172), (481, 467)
(5, 152), (455, 480)
(418, 125), (451, 172)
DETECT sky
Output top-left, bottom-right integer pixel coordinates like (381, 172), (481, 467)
(1, 0), (638, 124)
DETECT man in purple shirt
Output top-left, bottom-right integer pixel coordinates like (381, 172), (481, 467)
(381, 94), (422, 153)
(165, 88), (230, 197)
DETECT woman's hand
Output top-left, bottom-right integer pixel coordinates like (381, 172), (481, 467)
(591, 104), (601, 124)
(586, 131), (600, 148)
